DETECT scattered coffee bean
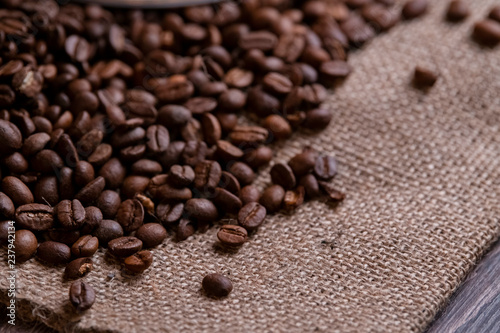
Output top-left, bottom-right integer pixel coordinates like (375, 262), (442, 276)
(238, 202), (267, 231)
(314, 155), (338, 180)
(413, 66), (439, 88)
(402, 0), (428, 20)
(473, 20), (500, 46)
(284, 186), (306, 211)
(0, 192), (15, 219)
(93, 219), (124, 246)
(259, 185), (285, 213)
(240, 185), (261, 205)
(56, 199), (86, 230)
(270, 163), (296, 190)
(108, 236), (143, 257)
(124, 250), (154, 273)
(135, 223), (167, 248)
(2, 176), (34, 206)
(177, 218), (196, 241)
(202, 273), (233, 298)
(14, 230), (38, 262)
(65, 258), (93, 279)
(489, 6), (500, 23)
(228, 162), (255, 186)
(116, 199), (144, 233)
(72, 235), (99, 258)
(15, 204), (54, 231)
(217, 225), (247, 247)
(69, 280), (95, 312)
(318, 181), (346, 202)
(299, 174), (322, 199)
(213, 188), (243, 214)
(37, 241), (71, 265)
(446, 1), (469, 21)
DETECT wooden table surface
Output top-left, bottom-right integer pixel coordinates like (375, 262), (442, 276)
(2, 239), (500, 333)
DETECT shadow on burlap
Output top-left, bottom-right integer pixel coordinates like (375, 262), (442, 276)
(1, 0), (500, 332)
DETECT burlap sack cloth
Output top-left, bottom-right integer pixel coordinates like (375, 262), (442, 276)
(2, 0), (500, 332)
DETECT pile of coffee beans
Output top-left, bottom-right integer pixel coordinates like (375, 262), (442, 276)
(0, 0), (421, 309)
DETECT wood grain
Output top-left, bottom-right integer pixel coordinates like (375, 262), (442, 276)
(426, 239), (500, 333)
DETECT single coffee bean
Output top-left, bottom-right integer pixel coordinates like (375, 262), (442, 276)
(121, 176), (150, 199)
(0, 119), (22, 156)
(14, 229), (38, 262)
(69, 280), (95, 312)
(228, 162), (255, 186)
(4, 152), (28, 174)
(340, 14), (375, 46)
(361, 4), (400, 31)
(284, 186), (305, 211)
(37, 241), (71, 265)
(108, 236), (143, 257)
(238, 202), (267, 230)
(303, 108), (332, 130)
(201, 113), (222, 146)
(288, 149), (318, 177)
(22, 132), (51, 157)
(146, 124), (170, 155)
(99, 158), (126, 190)
(157, 183), (193, 201)
(77, 129), (103, 158)
(299, 174), (322, 199)
(81, 206), (103, 234)
(217, 90), (246, 112)
(240, 185), (260, 205)
(262, 72), (293, 95)
(213, 188), (243, 214)
(473, 20), (500, 46)
(217, 224), (247, 247)
(16, 204), (54, 231)
(74, 161), (95, 188)
(116, 199), (144, 233)
(270, 163), (296, 190)
(314, 155), (338, 180)
(34, 176), (59, 206)
(124, 250), (154, 273)
(243, 146), (273, 169)
(31, 150), (64, 174)
(446, 1), (469, 21)
(202, 273), (233, 297)
(97, 190), (121, 219)
(2, 176), (34, 206)
(93, 219), (124, 246)
(318, 181), (346, 202)
(413, 66), (438, 88)
(72, 235), (99, 257)
(135, 223), (167, 248)
(131, 159), (162, 176)
(182, 140), (208, 167)
(157, 201), (184, 225)
(262, 115), (292, 141)
(194, 160), (222, 191)
(239, 30), (278, 51)
(216, 140), (244, 161)
(402, 0), (428, 19)
(158, 105), (192, 129)
(177, 218), (196, 241)
(46, 229), (81, 245)
(75, 176), (106, 205)
(56, 199), (86, 230)
(260, 185), (285, 213)
(0, 192), (15, 219)
(88, 143), (113, 165)
(218, 171), (241, 195)
(65, 257), (93, 279)
(185, 199), (218, 223)
(169, 165), (195, 187)
(229, 126), (268, 146)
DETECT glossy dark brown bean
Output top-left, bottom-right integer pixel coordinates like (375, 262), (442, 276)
(270, 163), (296, 190)
(135, 223), (167, 248)
(124, 250), (153, 273)
(243, 146), (273, 169)
(202, 273), (233, 298)
(156, 201), (184, 225)
(446, 1), (469, 21)
(194, 160), (222, 191)
(229, 126), (268, 146)
(318, 181), (346, 202)
(303, 108), (332, 130)
(413, 66), (439, 88)
(74, 161), (95, 187)
(259, 185), (285, 213)
(402, 0), (428, 19)
(157, 183), (192, 201)
(146, 124), (170, 155)
(0, 192), (15, 219)
(116, 199), (144, 233)
(2, 176), (34, 206)
(262, 115), (292, 141)
(56, 199), (86, 230)
(37, 241), (71, 265)
(202, 113), (222, 146)
(177, 218), (196, 241)
(182, 140), (207, 167)
(72, 235), (99, 257)
(93, 219), (124, 246)
(288, 149), (318, 177)
(238, 202), (267, 230)
(0, 119), (22, 156)
(185, 198), (218, 223)
(108, 236), (143, 257)
(99, 158), (126, 190)
(216, 140), (244, 161)
(4, 152), (28, 174)
(314, 155), (338, 180)
(240, 185), (260, 205)
(169, 165), (195, 187)
(65, 258), (93, 279)
(217, 224), (247, 247)
(15, 204), (54, 231)
(22, 132), (51, 156)
(299, 174), (322, 199)
(284, 186), (305, 211)
(121, 176), (150, 199)
(228, 162), (255, 186)
(75, 176), (106, 205)
(14, 230), (38, 262)
(213, 188), (243, 214)
(34, 176), (59, 206)
(69, 280), (95, 312)
(97, 190), (121, 219)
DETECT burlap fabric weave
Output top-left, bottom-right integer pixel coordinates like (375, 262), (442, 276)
(2, 0), (500, 332)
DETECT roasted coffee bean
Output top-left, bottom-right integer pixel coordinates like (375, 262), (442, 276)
(201, 113), (222, 146)
(240, 185), (260, 205)
(65, 257), (93, 279)
(56, 199), (86, 230)
(33, 176), (59, 206)
(14, 230), (38, 262)
(299, 174), (322, 199)
(108, 236), (143, 257)
(318, 181), (346, 202)
(181, 118), (203, 142)
(314, 155), (338, 180)
(288, 149), (318, 177)
(157, 202), (184, 224)
(2, 176), (34, 206)
(146, 124), (170, 155)
(88, 144), (113, 165)
(77, 129), (103, 158)
(489, 6), (500, 23)
(303, 108), (332, 130)
(135, 223), (167, 248)
(219, 171), (241, 195)
(239, 31), (278, 51)
(361, 4), (400, 31)
(413, 66), (439, 88)
(157, 183), (193, 201)
(58, 167), (75, 201)
(169, 165), (195, 187)
(55, 134), (79, 167)
(99, 158), (126, 190)
(216, 140), (244, 161)
(238, 202), (266, 230)
(228, 162), (255, 186)
(80, 207), (103, 235)
(16, 204), (54, 231)
(0, 192), (15, 219)
(284, 186), (305, 211)
(320, 61), (351, 83)
(229, 126), (268, 145)
(217, 224), (247, 247)
(259, 185), (285, 213)
(340, 15), (375, 45)
(116, 199), (144, 232)
(243, 146), (273, 169)
(213, 188), (243, 214)
(202, 273), (233, 298)
(72, 235), (99, 257)
(22, 132), (51, 157)
(69, 280), (95, 312)
(185, 198), (218, 222)
(473, 20), (500, 46)
(131, 159), (162, 176)
(0, 221), (11, 245)
(124, 250), (153, 273)
(194, 160), (222, 191)
(402, 0), (428, 19)
(31, 149), (64, 174)
(37, 241), (71, 265)
(74, 161), (95, 188)
(184, 97), (218, 115)
(270, 163), (296, 190)
(176, 218), (196, 241)
(93, 219), (124, 246)
(262, 115), (292, 141)
(247, 86), (281, 117)
(121, 176), (151, 199)
(158, 105), (192, 129)
(262, 72), (293, 95)
(218, 90), (246, 112)
(75, 176), (106, 205)
(182, 140), (207, 167)
(97, 190), (121, 219)
(4, 152), (28, 174)
(446, 1), (469, 21)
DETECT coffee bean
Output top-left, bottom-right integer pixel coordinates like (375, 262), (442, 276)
(177, 218), (196, 241)
(299, 174), (322, 199)
(201, 113), (222, 146)
(75, 176), (106, 205)
(218, 89), (246, 112)
(37, 241), (71, 265)
(88, 144), (113, 165)
(58, 167), (75, 201)
(284, 186), (305, 211)
(213, 188), (243, 214)
(320, 60), (351, 83)
(157, 183), (193, 201)
(318, 181), (346, 202)
(473, 20), (500, 46)
(264, 176), (289, 210)
(65, 35), (91, 62)
(243, 146), (273, 169)
(262, 115), (292, 141)
(314, 155), (338, 180)
(229, 126), (268, 146)
(146, 124), (170, 155)
(124, 250), (153, 273)
(156, 79), (194, 104)
(2, 176), (34, 206)
(131, 159), (162, 176)
(303, 108), (332, 130)
(362, 4), (400, 31)
(216, 140), (244, 161)
(413, 66), (439, 88)
(239, 31), (278, 51)
(228, 162), (255, 186)
(194, 160), (222, 191)
(218, 171), (241, 195)
(74, 161), (95, 188)
(288, 148), (318, 177)
(182, 140), (207, 167)
(238, 202), (266, 230)
(446, 1), (469, 21)
(135, 223), (167, 248)
(247, 86), (281, 117)
(56, 199), (86, 230)
(489, 6), (500, 23)
(240, 185), (260, 205)
(80, 206), (103, 235)
(65, 257), (93, 279)
(16, 204), (54, 231)
(158, 105), (192, 129)
(185, 198), (218, 223)
(116, 199), (144, 233)
(31, 150), (64, 174)
(69, 280), (95, 312)
(97, 190), (121, 219)
(99, 158), (126, 190)
(108, 236), (143, 257)
(0, 192), (15, 219)
(270, 163), (296, 190)
(402, 0), (428, 19)
(93, 219), (124, 246)
(14, 230), (38, 262)
(217, 224), (247, 247)
(4, 152), (28, 174)
(340, 15), (375, 45)
(169, 165), (195, 187)
(72, 235), (99, 257)
(157, 202), (184, 225)
(22, 132), (51, 157)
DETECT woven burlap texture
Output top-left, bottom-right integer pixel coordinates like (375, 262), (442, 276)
(2, 0), (500, 332)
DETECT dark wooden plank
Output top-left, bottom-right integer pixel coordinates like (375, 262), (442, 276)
(426, 239), (500, 333)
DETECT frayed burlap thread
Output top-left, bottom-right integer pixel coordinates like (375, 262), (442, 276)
(1, 0), (500, 332)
